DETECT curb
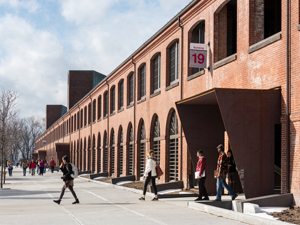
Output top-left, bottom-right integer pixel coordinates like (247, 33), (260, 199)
(188, 201), (293, 225)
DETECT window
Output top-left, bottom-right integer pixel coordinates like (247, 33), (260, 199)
(169, 41), (179, 84)
(104, 91), (108, 117)
(128, 124), (134, 175)
(190, 21), (205, 75)
(111, 129), (115, 174)
(138, 64), (146, 100)
(139, 120), (146, 177)
(93, 99), (96, 122)
(97, 95), (101, 120)
(168, 110), (178, 181)
(119, 80), (124, 110)
(128, 73), (134, 105)
(77, 111), (80, 130)
(88, 103), (91, 125)
(152, 54), (161, 93)
(119, 127), (123, 175)
(74, 114), (76, 131)
(84, 106), (87, 126)
(80, 109), (83, 128)
(110, 86), (115, 114)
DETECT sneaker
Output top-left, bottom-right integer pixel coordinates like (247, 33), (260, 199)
(232, 194), (238, 201)
(203, 197), (209, 200)
(194, 198), (202, 201)
(138, 197), (145, 201)
(72, 199), (80, 204)
(151, 198), (158, 201)
(53, 199), (61, 204)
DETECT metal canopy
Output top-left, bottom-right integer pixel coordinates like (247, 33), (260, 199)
(176, 88), (281, 199)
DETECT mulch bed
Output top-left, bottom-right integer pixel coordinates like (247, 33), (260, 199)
(120, 181), (145, 190)
(96, 177), (111, 183)
(272, 207), (300, 224)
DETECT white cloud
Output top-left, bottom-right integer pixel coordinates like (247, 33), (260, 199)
(0, 15), (68, 118)
(0, 0), (40, 13)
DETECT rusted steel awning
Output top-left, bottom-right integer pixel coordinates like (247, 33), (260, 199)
(176, 88), (281, 199)
(55, 143), (70, 165)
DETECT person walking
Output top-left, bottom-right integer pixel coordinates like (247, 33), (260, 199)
(139, 150), (158, 201)
(7, 160), (13, 177)
(50, 158), (56, 173)
(39, 159), (44, 176)
(30, 160), (36, 176)
(215, 144), (237, 201)
(195, 150), (209, 201)
(28, 161), (31, 174)
(22, 160), (28, 176)
(227, 150), (237, 192)
(53, 155), (79, 205)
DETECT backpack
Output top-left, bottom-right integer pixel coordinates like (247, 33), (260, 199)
(67, 163), (78, 178)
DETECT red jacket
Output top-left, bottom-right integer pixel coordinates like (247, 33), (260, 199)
(196, 157), (206, 177)
(30, 162), (36, 169)
(50, 160), (56, 167)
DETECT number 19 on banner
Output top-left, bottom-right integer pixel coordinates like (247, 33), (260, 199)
(189, 43), (207, 69)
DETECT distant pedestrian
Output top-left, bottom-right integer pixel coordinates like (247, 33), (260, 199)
(43, 159), (47, 173)
(139, 150), (158, 201)
(39, 159), (45, 176)
(7, 160), (13, 176)
(28, 161), (31, 174)
(53, 155), (79, 205)
(30, 160), (36, 176)
(195, 150), (209, 201)
(22, 160), (28, 176)
(36, 159), (40, 175)
(50, 158), (56, 173)
(227, 150), (237, 192)
(215, 144), (237, 201)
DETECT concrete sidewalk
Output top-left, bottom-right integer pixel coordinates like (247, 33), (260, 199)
(0, 168), (247, 225)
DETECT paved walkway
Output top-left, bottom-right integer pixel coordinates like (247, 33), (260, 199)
(0, 168), (247, 225)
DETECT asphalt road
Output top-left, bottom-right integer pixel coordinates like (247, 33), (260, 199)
(0, 168), (247, 225)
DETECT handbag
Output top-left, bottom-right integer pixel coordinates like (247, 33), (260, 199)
(195, 171), (200, 179)
(156, 165), (163, 178)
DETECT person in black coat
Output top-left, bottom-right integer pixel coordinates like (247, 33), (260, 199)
(227, 150), (237, 192)
(53, 155), (79, 204)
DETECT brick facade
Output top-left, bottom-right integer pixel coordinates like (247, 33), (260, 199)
(35, 0), (300, 203)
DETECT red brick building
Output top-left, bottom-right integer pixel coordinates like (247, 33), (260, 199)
(36, 0), (299, 202)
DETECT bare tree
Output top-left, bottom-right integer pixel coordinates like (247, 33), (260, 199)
(0, 88), (19, 188)
(17, 117), (44, 160)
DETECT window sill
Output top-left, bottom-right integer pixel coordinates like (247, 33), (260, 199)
(118, 107), (124, 113)
(127, 103), (134, 109)
(248, 32), (282, 54)
(110, 112), (116, 117)
(165, 81), (179, 91)
(150, 90), (161, 99)
(213, 54), (237, 70)
(137, 97), (146, 105)
(103, 115), (108, 120)
(187, 70), (205, 81)
(97, 118), (102, 122)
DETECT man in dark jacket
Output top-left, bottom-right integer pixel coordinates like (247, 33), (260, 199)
(53, 155), (79, 205)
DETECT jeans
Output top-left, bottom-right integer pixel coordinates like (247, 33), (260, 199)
(31, 168), (35, 175)
(143, 172), (157, 195)
(23, 168), (27, 176)
(8, 168), (13, 176)
(51, 166), (54, 173)
(39, 167), (44, 175)
(216, 174), (235, 200)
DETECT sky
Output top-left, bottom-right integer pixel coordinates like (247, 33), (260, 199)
(0, 0), (192, 119)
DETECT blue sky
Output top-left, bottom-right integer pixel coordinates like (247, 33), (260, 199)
(0, 0), (192, 119)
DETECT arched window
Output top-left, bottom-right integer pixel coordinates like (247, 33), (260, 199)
(104, 132), (108, 172)
(79, 139), (82, 171)
(88, 103), (91, 125)
(93, 135), (96, 173)
(128, 123), (134, 175)
(127, 73), (134, 106)
(80, 109), (83, 128)
(168, 110), (179, 181)
(88, 136), (91, 171)
(138, 64), (146, 100)
(139, 120), (146, 177)
(97, 133), (101, 173)
(104, 91), (108, 117)
(93, 99), (96, 122)
(152, 115), (160, 163)
(83, 137), (87, 170)
(97, 95), (102, 120)
(167, 41), (179, 86)
(74, 114), (76, 131)
(189, 21), (205, 76)
(151, 53), (161, 94)
(118, 80), (124, 110)
(110, 86), (116, 114)
(84, 106), (87, 126)
(111, 129), (115, 175)
(119, 127), (124, 175)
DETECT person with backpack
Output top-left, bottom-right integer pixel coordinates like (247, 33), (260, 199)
(53, 155), (79, 205)
(39, 159), (45, 176)
(22, 159), (28, 176)
(215, 144), (237, 201)
(139, 150), (158, 201)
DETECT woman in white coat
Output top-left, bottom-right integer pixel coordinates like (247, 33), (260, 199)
(139, 150), (158, 201)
